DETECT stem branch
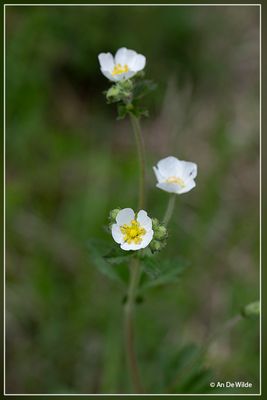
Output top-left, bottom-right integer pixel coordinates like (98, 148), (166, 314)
(124, 258), (143, 393)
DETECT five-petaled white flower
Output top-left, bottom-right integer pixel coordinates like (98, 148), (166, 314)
(153, 156), (198, 194)
(98, 47), (146, 82)
(111, 208), (153, 251)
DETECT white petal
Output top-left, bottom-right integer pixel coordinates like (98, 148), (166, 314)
(116, 208), (135, 225)
(156, 179), (196, 194)
(137, 210), (152, 229)
(157, 156), (182, 178)
(100, 69), (117, 82)
(180, 161), (198, 180)
(156, 182), (180, 194)
(111, 224), (123, 244)
(120, 242), (132, 251)
(115, 47), (137, 65)
(121, 243), (142, 250)
(130, 54), (146, 72)
(177, 179), (196, 194)
(140, 229), (154, 249)
(113, 70), (136, 81)
(153, 166), (165, 183)
(121, 241), (143, 251)
(98, 53), (114, 71)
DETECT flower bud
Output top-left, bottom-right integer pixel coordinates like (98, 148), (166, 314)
(109, 208), (121, 224)
(152, 218), (160, 229)
(106, 80), (135, 105)
(152, 219), (168, 240)
(242, 301), (260, 318)
(149, 239), (162, 253)
(154, 225), (167, 240)
(126, 103), (134, 111)
(119, 79), (133, 92)
(106, 84), (121, 100)
(149, 219), (168, 253)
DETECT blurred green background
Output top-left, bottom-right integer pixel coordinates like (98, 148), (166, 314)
(6, 5), (260, 394)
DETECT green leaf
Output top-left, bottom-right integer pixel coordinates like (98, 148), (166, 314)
(133, 107), (149, 118)
(103, 247), (134, 265)
(87, 239), (129, 285)
(160, 343), (214, 394)
(139, 256), (189, 292)
(117, 103), (149, 120)
(162, 344), (200, 384)
(117, 104), (128, 120)
(132, 79), (157, 100)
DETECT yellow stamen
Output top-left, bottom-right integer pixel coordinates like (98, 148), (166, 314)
(120, 219), (146, 245)
(112, 63), (129, 76)
(166, 176), (186, 187)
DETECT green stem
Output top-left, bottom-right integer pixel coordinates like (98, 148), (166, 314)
(129, 113), (146, 210)
(124, 258), (143, 393)
(163, 193), (176, 226)
(122, 112), (146, 393)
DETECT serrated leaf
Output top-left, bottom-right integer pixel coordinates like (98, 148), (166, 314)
(132, 79), (157, 100)
(87, 239), (127, 285)
(117, 104), (128, 120)
(103, 247), (133, 265)
(128, 105), (149, 119)
(139, 256), (189, 292)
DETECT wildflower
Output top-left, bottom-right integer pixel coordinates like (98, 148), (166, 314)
(98, 47), (146, 82)
(111, 208), (153, 251)
(153, 156), (197, 194)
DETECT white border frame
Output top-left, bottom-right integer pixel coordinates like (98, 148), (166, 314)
(3, 3), (262, 397)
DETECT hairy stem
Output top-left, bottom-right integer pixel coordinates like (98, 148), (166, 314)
(163, 193), (176, 226)
(130, 113), (146, 210)
(124, 258), (143, 393)
(123, 113), (146, 393)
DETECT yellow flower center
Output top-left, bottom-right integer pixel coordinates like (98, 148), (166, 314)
(166, 176), (186, 187)
(112, 63), (129, 76)
(120, 219), (146, 245)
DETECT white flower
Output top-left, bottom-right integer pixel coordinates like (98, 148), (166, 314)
(153, 156), (198, 195)
(98, 47), (146, 82)
(111, 208), (153, 251)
